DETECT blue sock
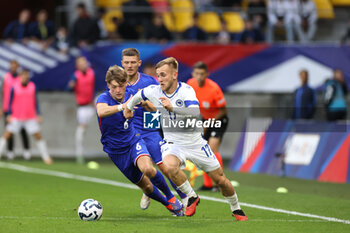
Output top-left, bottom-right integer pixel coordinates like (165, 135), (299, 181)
(169, 178), (187, 199)
(146, 184), (169, 206)
(150, 170), (174, 200)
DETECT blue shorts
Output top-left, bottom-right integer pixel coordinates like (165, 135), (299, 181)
(142, 132), (163, 165)
(108, 139), (150, 184)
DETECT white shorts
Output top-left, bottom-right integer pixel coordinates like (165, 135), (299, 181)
(7, 119), (40, 134)
(160, 139), (221, 173)
(77, 105), (95, 125)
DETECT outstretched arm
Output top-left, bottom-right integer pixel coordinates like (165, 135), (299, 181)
(124, 90), (144, 119)
(126, 90), (144, 111)
(96, 103), (123, 118)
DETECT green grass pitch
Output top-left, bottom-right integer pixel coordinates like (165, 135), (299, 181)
(0, 159), (349, 233)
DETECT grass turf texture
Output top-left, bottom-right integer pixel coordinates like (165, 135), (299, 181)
(0, 159), (349, 233)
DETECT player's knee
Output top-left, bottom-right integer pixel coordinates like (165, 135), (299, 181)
(214, 175), (227, 187)
(142, 166), (156, 178)
(166, 165), (179, 178)
(158, 165), (169, 177)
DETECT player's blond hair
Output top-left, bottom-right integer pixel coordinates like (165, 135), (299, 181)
(155, 57), (178, 72)
(105, 65), (127, 84)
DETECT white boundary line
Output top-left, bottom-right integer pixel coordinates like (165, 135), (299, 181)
(0, 215), (333, 223)
(1, 162), (349, 225)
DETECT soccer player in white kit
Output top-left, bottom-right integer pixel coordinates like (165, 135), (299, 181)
(124, 57), (248, 220)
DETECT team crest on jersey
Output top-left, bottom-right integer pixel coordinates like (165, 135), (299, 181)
(175, 99), (184, 107)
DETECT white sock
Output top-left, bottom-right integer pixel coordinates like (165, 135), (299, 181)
(225, 193), (241, 212)
(75, 126), (85, 158)
(0, 137), (6, 159)
(23, 150), (31, 160)
(36, 140), (50, 160)
(7, 151), (15, 160)
(178, 180), (197, 198)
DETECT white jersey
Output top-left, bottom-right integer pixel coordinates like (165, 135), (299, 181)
(128, 82), (204, 145)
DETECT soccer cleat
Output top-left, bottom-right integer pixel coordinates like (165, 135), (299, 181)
(232, 209), (248, 221)
(140, 193), (151, 210)
(185, 196), (200, 217)
(166, 197), (184, 217)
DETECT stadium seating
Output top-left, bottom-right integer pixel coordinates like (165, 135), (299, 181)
(96, 0), (125, 32)
(96, 0), (128, 7)
(222, 12), (245, 34)
(170, 0), (194, 32)
(314, 0), (335, 19)
(197, 12), (222, 33)
(331, 0), (350, 5)
(103, 10), (124, 32)
(162, 12), (176, 32)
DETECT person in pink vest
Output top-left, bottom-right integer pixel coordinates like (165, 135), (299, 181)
(0, 69), (53, 164)
(1, 60), (31, 160)
(68, 56), (95, 164)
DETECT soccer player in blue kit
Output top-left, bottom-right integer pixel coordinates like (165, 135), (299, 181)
(121, 48), (187, 209)
(96, 65), (184, 216)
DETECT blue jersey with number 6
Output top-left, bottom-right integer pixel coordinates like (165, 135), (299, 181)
(96, 89), (140, 154)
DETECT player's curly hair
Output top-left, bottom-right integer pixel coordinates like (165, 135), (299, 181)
(155, 57), (178, 72)
(105, 65), (127, 84)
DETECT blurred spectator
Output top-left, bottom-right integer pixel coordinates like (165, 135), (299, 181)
(292, 69), (316, 119)
(70, 3), (100, 48)
(3, 9), (31, 43)
(1, 60), (31, 160)
(299, 0), (317, 42)
(216, 18), (231, 44)
(96, 8), (108, 40)
(142, 62), (157, 78)
(182, 13), (208, 41)
(112, 17), (139, 40)
(340, 19), (350, 45)
(0, 69), (53, 164)
(238, 18), (265, 44)
(67, 56), (96, 164)
(122, 0), (152, 37)
(193, 0), (216, 12)
(145, 13), (172, 43)
(54, 27), (69, 54)
(217, 0), (242, 10)
(324, 69), (348, 121)
(247, 0), (267, 28)
(266, 0), (304, 43)
(30, 9), (55, 49)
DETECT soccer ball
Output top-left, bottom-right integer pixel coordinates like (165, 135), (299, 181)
(77, 199), (103, 221)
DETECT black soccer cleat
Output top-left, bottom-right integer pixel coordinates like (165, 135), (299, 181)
(185, 196), (200, 216)
(232, 209), (248, 221)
